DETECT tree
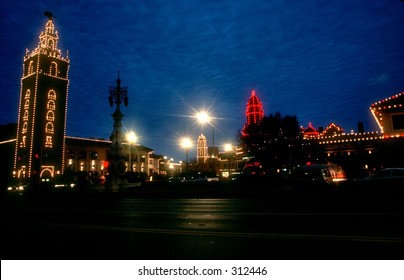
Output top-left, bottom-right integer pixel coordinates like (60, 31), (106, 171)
(239, 112), (303, 170)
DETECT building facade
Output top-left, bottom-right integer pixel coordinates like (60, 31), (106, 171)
(64, 136), (155, 177)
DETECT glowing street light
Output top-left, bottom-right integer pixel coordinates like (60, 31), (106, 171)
(126, 131), (138, 144)
(181, 137), (192, 170)
(195, 110), (211, 125)
(194, 110), (215, 158)
(126, 131), (137, 172)
(224, 143), (233, 152)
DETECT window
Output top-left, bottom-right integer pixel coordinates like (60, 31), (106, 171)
(23, 110), (29, 121)
(50, 62), (58, 76)
(48, 90), (56, 100)
(374, 170), (391, 178)
(78, 150), (87, 159)
(45, 136), (53, 148)
(47, 100), (56, 110)
(392, 169), (404, 177)
(25, 90), (31, 99)
(46, 110), (55, 121)
(392, 114), (404, 130)
(45, 122), (54, 134)
(28, 61), (34, 75)
(22, 122), (28, 134)
(20, 136), (26, 148)
(24, 99), (30, 109)
(67, 149), (76, 158)
(90, 151), (98, 160)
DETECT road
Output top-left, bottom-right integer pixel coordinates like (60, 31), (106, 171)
(2, 188), (404, 259)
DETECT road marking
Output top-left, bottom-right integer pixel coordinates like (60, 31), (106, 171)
(14, 222), (404, 244)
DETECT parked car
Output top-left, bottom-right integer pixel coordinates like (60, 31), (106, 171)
(354, 168), (404, 189)
(288, 164), (344, 192)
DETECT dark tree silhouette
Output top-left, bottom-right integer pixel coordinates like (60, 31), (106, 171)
(239, 112), (306, 170)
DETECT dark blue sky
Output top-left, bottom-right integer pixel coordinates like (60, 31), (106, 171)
(1, 0), (404, 161)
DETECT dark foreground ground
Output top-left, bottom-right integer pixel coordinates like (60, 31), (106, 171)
(2, 180), (404, 260)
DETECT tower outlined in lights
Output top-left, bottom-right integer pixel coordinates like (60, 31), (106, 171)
(197, 133), (208, 164)
(242, 90), (264, 136)
(14, 11), (70, 180)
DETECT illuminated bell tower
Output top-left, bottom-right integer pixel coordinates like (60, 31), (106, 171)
(14, 12), (70, 179)
(197, 133), (208, 164)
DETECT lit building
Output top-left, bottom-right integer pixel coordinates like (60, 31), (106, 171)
(303, 92), (404, 178)
(11, 13), (159, 183)
(242, 90), (264, 135)
(197, 134), (208, 164)
(64, 136), (155, 176)
(370, 92), (404, 138)
(14, 13), (70, 179)
(302, 122), (319, 139)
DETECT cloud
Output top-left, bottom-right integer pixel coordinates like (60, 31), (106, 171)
(369, 73), (391, 85)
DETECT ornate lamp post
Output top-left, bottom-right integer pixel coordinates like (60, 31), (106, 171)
(107, 73), (128, 192)
(181, 137), (192, 172)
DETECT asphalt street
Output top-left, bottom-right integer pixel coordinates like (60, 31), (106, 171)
(2, 188), (404, 259)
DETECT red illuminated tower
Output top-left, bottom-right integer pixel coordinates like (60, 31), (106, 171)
(242, 90), (264, 135)
(14, 12), (70, 180)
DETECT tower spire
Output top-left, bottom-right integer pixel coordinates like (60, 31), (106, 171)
(44, 10), (54, 20)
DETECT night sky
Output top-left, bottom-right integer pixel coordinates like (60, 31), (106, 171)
(1, 0), (403, 161)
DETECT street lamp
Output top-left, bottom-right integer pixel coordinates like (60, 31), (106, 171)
(107, 72), (128, 191)
(224, 143), (236, 178)
(181, 137), (192, 171)
(126, 131), (137, 172)
(195, 110), (215, 158)
(224, 143), (233, 152)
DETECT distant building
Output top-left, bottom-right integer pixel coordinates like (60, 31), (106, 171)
(197, 134), (208, 164)
(302, 122), (319, 139)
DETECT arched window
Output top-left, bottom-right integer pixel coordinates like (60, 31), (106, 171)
(48, 39), (54, 49)
(24, 90), (31, 99)
(23, 110), (29, 121)
(48, 90), (56, 100)
(24, 99), (30, 109)
(22, 122), (28, 134)
(28, 61), (34, 75)
(47, 100), (55, 110)
(46, 110), (55, 121)
(45, 136), (53, 148)
(50, 62), (58, 76)
(45, 122), (54, 134)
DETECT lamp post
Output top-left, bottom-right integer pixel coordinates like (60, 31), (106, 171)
(126, 131), (137, 172)
(107, 72), (128, 192)
(224, 143), (234, 177)
(181, 137), (192, 172)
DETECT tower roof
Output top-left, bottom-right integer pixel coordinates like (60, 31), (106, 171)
(25, 13), (68, 62)
(245, 90), (264, 125)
